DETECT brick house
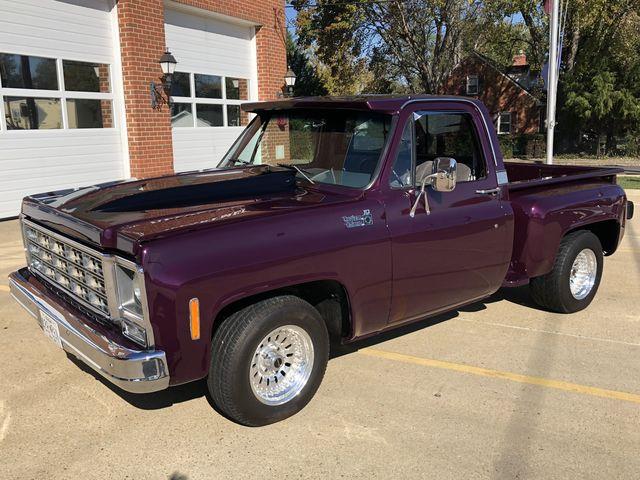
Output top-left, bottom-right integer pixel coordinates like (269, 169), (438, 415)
(442, 51), (545, 139)
(0, 0), (287, 218)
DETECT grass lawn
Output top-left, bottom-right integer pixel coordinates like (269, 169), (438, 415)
(618, 176), (640, 189)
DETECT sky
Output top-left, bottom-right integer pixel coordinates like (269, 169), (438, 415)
(285, 5), (298, 35)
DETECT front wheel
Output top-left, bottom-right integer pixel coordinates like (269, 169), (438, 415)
(208, 295), (329, 426)
(530, 230), (603, 313)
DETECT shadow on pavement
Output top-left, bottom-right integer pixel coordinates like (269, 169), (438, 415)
(490, 311), (561, 478)
(67, 354), (208, 410)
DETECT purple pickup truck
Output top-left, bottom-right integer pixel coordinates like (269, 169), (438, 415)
(10, 95), (634, 425)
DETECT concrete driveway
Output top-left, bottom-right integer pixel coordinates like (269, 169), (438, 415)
(1, 191), (639, 480)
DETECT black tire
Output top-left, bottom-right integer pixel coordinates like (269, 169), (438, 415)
(208, 295), (329, 426)
(530, 230), (603, 313)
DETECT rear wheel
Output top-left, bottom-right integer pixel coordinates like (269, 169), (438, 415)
(208, 295), (329, 426)
(530, 230), (603, 313)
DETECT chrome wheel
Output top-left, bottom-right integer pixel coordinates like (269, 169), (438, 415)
(569, 248), (597, 300)
(249, 325), (314, 406)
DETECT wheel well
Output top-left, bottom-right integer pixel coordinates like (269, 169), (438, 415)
(566, 220), (620, 255)
(212, 280), (352, 342)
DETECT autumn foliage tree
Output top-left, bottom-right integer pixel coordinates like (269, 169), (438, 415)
(290, 0), (640, 155)
(292, 0), (492, 94)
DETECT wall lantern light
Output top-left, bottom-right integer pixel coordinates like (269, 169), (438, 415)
(284, 66), (297, 97)
(151, 48), (178, 109)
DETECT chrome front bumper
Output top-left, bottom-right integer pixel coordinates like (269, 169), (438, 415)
(9, 268), (170, 394)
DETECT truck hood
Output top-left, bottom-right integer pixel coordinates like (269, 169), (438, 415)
(22, 166), (355, 256)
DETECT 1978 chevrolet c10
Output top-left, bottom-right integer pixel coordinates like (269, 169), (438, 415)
(10, 95), (635, 426)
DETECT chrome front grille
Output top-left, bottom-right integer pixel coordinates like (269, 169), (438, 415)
(23, 220), (110, 316)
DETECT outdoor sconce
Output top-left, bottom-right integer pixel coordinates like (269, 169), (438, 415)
(284, 66), (297, 97)
(151, 48), (178, 110)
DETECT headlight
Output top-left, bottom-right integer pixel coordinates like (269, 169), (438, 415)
(114, 261), (148, 346)
(115, 263), (143, 316)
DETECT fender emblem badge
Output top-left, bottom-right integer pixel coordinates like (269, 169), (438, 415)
(342, 209), (373, 229)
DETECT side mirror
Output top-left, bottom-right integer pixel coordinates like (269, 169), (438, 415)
(431, 157), (457, 192)
(409, 157), (457, 218)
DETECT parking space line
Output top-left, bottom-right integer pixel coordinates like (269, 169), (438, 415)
(359, 348), (640, 405)
(457, 318), (640, 347)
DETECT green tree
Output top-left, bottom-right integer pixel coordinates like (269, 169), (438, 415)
(557, 3), (640, 154)
(292, 0), (489, 94)
(482, 0), (547, 69)
(286, 32), (328, 96)
(475, 18), (534, 70)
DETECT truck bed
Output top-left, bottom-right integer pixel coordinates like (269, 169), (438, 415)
(504, 162), (623, 191)
(503, 161), (627, 287)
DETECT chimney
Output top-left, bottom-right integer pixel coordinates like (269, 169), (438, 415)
(512, 50), (528, 67)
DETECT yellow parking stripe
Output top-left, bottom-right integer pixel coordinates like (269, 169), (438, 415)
(0, 285), (9, 293)
(359, 348), (640, 405)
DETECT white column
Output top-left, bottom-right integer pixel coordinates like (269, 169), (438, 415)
(546, 0), (560, 165)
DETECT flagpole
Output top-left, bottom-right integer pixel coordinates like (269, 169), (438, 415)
(546, 0), (560, 165)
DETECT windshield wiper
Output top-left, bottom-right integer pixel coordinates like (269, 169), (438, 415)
(228, 158), (253, 166)
(276, 163), (315, 184)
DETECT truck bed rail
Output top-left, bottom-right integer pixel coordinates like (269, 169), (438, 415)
(505, 162), (623, 191)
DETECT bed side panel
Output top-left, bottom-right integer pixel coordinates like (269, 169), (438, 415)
(505, 182), (625, 284)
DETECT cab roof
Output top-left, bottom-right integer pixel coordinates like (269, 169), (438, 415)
(241, 94), (485, 114)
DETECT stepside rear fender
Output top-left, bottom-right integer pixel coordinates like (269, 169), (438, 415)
(505, 183), (626, 285)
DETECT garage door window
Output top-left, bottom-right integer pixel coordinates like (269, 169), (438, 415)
(170, 71), (249, 128)
(196, 104), (223, 127)
(195, 74), (222, 99)
(63, 61), (110, 93)
(0, 54), (58, 90)
(171, 72), (191, 97)
(3, 97), (62, 130)
(0, 53), (114, 131)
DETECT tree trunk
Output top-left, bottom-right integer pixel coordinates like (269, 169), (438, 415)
(566, 16), (580, 72)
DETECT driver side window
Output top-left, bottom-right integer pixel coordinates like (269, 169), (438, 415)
(390, 111), (487, 188)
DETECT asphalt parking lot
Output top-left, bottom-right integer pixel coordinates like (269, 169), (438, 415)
(1, 191), (639, 480)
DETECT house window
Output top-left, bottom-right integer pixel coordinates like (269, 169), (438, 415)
(170, 71), (249, 128)
(466, 75), (479, 95)
(497, 112), (512, 135)
(0, 53), (114, 131)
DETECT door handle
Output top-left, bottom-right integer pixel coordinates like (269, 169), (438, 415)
(475, 188), (501, 196)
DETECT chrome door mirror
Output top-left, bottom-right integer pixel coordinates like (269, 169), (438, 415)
(409, 157), (458, 218)
(431, 157), (457, 192)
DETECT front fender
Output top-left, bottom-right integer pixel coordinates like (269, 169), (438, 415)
(140, 198), (392, 385)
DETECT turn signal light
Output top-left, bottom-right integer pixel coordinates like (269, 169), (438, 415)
(189, 298), (200, 340)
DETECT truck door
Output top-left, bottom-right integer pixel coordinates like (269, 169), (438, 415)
(384, 107), (512, 324)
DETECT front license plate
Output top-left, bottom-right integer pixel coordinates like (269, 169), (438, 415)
(41, 310), (62, 349)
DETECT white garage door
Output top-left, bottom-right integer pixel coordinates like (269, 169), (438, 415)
(165, 8), (258, 173)
(0, 0), (126, 219)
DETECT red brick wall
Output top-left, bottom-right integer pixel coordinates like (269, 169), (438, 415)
(442, 56), (542, 135)
(116, 0), (287, 178)
(117, 0), (173, 178)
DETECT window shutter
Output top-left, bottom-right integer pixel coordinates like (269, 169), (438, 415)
(511, 111), (517, 134)
(477, 76), (484, 95)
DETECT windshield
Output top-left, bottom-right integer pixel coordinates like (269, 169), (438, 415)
(219, 109), (392, 188)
